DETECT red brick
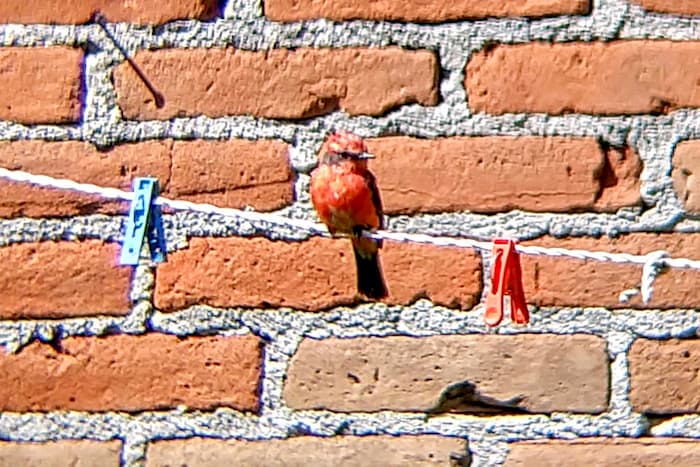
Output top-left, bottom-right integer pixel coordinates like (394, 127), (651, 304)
(0, 139), (292, 218)
(629, 339), (700, 414)
(365, 136), (641, 214)
(0, 140), (169, 218)
(284, 334), (609, 413)
(466, 41), (700, 115)
(154, 237), (482, 312)
(521, 233), (700, 309)
(505, 438), (700, 467)
(146, 436), (467, 466)
(630, 1), (700, 15)
(0, 441), (121, 467)
(0, 240), (131, 319)
(264, 0), (590, 22)
(167, 139), (292, 211)
(0, 47), (82, 124)
(0, 334), (262, 412)
(0, 0), (218, 24)
(672, 140), (700, 214)
(113, 48), (438, 120)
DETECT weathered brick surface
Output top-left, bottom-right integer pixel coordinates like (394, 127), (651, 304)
(631, 1), (700, 15)
(0, 0), (218, 24)
(0, 441), (121, 467)
(284, 334), (608, 413)
(264, 0), (590, 22)
(672, 140), (700, 213)
(0, 140), (169, 218)
(466, 41), (700, 115)
(505, 438), (700, 466)
(0, 240), (130, 319)
(0, 139), (292, 217)
(167, 139), (292, 211)
(0, 47), (82, 124)
(629, 339), (700, 414)
(114, 48), (438, 120)
(0, 334), (262, 412)
(155, 237), (482, 312)
(521, 233), (700, 309)
(146, 436), (467, 466)
(365, 136), (641, 214)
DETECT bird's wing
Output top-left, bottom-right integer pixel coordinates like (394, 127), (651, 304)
(364, 170), (384, 230)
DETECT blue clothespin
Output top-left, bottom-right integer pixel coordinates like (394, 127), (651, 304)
(119, 177), (167, 265)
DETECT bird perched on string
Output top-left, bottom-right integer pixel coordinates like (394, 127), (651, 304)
(310, 131), (389, 299)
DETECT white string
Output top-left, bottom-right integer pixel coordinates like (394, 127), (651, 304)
(1, 166), (699, 300)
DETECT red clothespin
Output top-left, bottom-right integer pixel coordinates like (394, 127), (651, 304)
(484, 238), (529, 327)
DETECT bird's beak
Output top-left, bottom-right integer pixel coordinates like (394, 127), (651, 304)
(356, 152), (375, 160)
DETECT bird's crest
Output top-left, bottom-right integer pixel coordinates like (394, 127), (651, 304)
(324, 131), (368, 155)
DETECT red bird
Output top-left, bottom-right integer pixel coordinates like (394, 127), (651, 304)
(310, 131), (388, 299)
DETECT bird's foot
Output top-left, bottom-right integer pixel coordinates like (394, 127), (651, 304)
(352, 225), (382, 247)
(352, 225), (366, 237)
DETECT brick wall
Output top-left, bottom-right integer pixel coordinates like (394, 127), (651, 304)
(2, 0), (700, 466)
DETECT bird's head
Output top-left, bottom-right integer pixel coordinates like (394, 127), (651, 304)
(321, 131), (375, 168)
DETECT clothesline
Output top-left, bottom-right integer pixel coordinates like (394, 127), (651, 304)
(0, 166), (695, 304)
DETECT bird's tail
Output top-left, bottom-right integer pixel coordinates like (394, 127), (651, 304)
(352, 239), (388, 299)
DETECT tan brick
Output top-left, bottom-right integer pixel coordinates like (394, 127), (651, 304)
(114, 48), (438, 120)
(594, 144), (643, 210)
(154, 237), (482, 312)
(146, 436), (467, 467)
(629, 339), (700, 414)
(672, 140), (700, 213)
(0, 139), (292, 218)
(521, 233), (700, 309)
(630, 1), (700, 15)
(505, 438), (700, 467)
(0, 441), (121, 467)
(365, 136), (641, 214)
(0, 334), (262, 412)
(284, 334), (608, 413)
(264, 0), (590, 22)
(466, 41), (700, 115)
(0, 47), (82, 124)
(0, 240), (130, 319)
(0, 0), (218, 24)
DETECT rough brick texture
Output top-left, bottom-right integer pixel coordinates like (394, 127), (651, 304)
(113, 48), (438, 120)
(466, 41), (700, 115)
(365, 136), (641, 214)
(146, 436), (467, 466)
(155, 237), (482, 312)
(631, 1), (700, 15)
(629, 339), (700, 414)
(0, 0), (218, 24)
(672, 140), (700, 213)
(0, 334), (262, 412)
(264, 0), (590, 22)
(504, 438), (700, 466)
(0, 139), (292, 217)
(0, 47), (82, 124)
(0, 441), (121, 467)
(0, 240), (130, 319)
(521, 233), (700, 309)
(167, 139), (292, 211)
(284, 334), (608, 413)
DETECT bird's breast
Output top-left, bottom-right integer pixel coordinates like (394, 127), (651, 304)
(310, 166), (379, 231)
